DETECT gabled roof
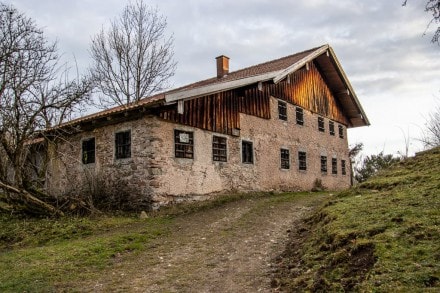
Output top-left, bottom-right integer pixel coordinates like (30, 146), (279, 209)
(55, 44), (369, 130)
(165, 44), (369, 127)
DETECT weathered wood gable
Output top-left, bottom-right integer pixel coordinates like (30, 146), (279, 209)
(158, 61), (347, 135)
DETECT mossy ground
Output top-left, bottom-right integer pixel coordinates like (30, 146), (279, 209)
(273, 147), (440, 292)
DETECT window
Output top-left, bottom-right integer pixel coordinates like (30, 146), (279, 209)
(280, 149), (290, 169)
(242, 141), (253, 164)
(339, 125), (344, 139)
(296, 107), (304, 125)
(341, 160), (347, 175)
(329, 121), (335, 136)
(278, 101), (287, 121)
(298, 151), (307, 171)
(213, 136), (227, 162)
(320, 156), (327, 173)
(82, 137), (95, 164)
(175, 130), (194, 159)
(115, 130), (131, 159)
(318, 117), (325, 132)
(332, 158), (338, 174)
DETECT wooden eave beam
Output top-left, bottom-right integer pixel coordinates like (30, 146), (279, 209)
(272, 44), (330, 84)
(164, 70), (282, 103)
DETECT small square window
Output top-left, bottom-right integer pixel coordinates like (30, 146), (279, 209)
(175, 130), (194, 159)
(115, 130), (131, 159)
(82, 137), (95, 164)
(296, 107), (304, 125)
(318, 117), (325, 132)
(213, 136), (227, 162)
(280, 149), (290, 169)
(339, 125), (344, 139)
(332, 158), (338, 174)
(242, 141), (253, 164)
(298, 151), (307, 171)
(320, 156), (327, 173)
(329, 121), (335, 136)
(278, 101), (287, 121)
(341, 159), (347, 175)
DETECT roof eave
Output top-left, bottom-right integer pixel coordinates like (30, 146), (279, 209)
(272, 44), (329, 84)
(326, 47), (370, 127)
(164, 70), (282, 103)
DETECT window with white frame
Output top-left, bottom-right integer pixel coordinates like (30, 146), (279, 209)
(212, 136), (227, 162)
(298, 151), (307, 171)
(175, 130), (194, 159)
(280, 149), (290, 169)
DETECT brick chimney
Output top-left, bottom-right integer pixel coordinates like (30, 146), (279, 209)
(216, 55), (229, 78)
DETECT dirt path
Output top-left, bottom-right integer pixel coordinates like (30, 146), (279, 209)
(83, 193), (328, 292)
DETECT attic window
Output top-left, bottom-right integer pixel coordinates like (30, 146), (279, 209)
(339, 125), (344, 139)
(296, 107), (304, 125)
(280, 149), (290, 169)
(213, 136), (227, 162)
(318, 117), (325, 132)
(278, 101), (287, 121)
(82, 137), (95, 164)
(115, 130), (131, 159)
(175, 130), (194, 159)
(329, 121), (335, 136)
(298, 151), (307, 171)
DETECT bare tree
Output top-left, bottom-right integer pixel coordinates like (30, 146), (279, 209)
(403, 0), (440, 44)
(348, 142), (364, 185)
(90, 0), (177, 107)
(0, 3), (92, 215)
(420, 100), (440, 148)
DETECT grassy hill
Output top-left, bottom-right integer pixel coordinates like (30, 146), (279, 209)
(273, 147), (440, 292)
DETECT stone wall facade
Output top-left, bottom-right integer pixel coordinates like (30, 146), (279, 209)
(47, 96), (350, 209)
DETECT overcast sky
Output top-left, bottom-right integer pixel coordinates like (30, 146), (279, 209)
(10, 0), (440, 156)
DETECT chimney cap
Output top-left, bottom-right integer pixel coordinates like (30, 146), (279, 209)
(215, 55), (230, 60)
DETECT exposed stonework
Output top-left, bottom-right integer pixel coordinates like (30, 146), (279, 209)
(43, 45), (368, 210)
(47, 96), (350, 210)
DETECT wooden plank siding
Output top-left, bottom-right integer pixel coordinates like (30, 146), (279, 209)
(159, 86), (271, 135)
(158, 61), (348, 135)
(268, 62), (348, 125)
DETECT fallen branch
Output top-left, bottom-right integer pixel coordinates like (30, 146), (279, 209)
(0, 181), (64, 217)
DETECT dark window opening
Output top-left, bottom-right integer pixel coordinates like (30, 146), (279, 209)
(341, 159), (347, 175)
(280, 149), (290, 169)
(242, 141), (253, 164)
(278, 101), (287, 121)
(82, 137), (95, 164)
(296, 107), (304, 125)
(339, 125), (344, 139)
(332, 158), (338, 174)
(175, 130), (194, 159)
(213, 136), (227, 162)
(115, 130), (131, 159)
(321, 156), (327, 173)
(329, 121), (335, 136)
(318, 117), (325, 132)
(298, 151), (307, 171)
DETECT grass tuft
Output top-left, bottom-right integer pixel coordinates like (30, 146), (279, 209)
(274, 147), (440, 291)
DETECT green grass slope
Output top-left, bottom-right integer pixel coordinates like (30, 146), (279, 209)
(274, 147), (440, 292)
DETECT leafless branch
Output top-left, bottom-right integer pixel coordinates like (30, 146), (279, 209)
(90, 0), (177, 108)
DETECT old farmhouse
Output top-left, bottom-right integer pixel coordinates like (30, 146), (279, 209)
(44, 44), (369, 209)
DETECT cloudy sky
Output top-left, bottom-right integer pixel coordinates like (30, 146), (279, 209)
(11, 0), (440, 156)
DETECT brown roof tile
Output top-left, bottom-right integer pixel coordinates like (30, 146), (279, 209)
(53, 45), (324, 129)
